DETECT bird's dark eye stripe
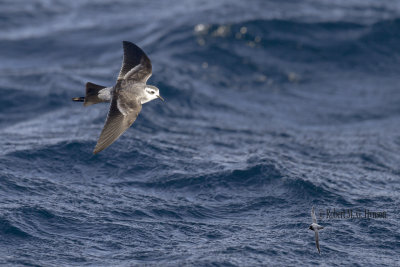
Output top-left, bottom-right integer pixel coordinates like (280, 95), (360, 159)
(150, 91), (155, 94)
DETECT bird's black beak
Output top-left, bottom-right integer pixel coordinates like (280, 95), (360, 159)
(157, 95), (165, 101)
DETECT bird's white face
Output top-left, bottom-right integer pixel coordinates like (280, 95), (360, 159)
(142, 85), (164, 104)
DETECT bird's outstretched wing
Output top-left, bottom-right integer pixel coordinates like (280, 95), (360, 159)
(311, 207), (317, 224)
(93, 90), (142, 154)
(117, 41), (152, 83)
(315, 230), (320, 253)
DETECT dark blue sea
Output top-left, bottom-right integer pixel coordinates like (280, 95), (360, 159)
(1, 0), (400, 266)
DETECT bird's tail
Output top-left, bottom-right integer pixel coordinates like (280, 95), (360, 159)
(72, 82), (107, 106)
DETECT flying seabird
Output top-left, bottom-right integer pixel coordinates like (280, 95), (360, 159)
(72, 41), (163, 154)
(309, 206), (324, 254)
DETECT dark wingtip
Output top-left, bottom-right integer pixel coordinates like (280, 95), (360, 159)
(122, 40), (132, 46)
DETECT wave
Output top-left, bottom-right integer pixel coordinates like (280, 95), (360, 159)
(0, 216), (31, 239)
(1, 1), (400, 265)
(136, 18), (397, 82)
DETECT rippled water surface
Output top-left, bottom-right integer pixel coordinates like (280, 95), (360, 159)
(1, 0), (400, 266)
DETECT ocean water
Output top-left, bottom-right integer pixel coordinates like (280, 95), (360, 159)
(1, 0), (400, 266)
